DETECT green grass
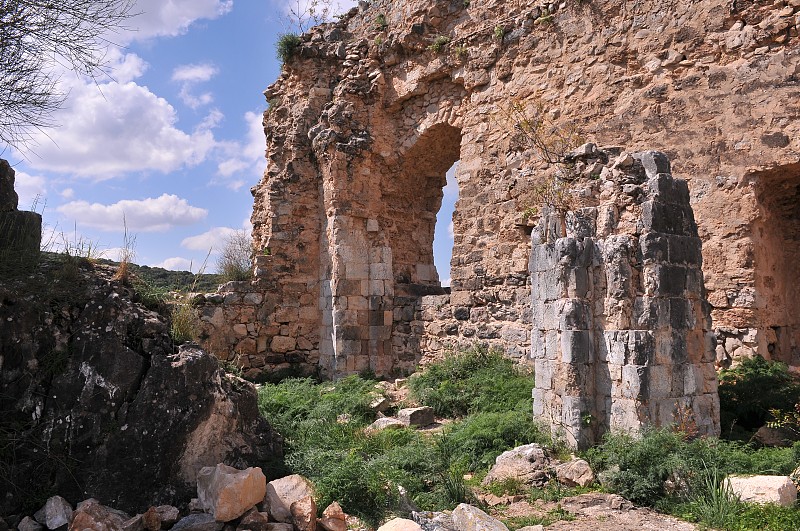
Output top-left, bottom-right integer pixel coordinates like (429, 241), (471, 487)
(257, 349), (546, 526)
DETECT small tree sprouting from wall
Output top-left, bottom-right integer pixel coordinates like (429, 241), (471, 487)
(217, 229), (253, 282)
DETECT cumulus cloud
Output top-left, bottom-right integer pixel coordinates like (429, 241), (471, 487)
(172, 63), (219, 109)
(129, 0), (233, 41)
(13, 170), (48, 210)
(57, 194), (208, 232)
(154, 256), (194, 271)
(181, 226), (241, 252)
(448, 220), (454, 238)
(215, 111), (266, 189)
(18, 75), (216, 178)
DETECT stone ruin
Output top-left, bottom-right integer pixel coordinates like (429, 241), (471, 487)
(530, 149), (719, 447)
(194, 0), (800, 440)
(0, 159), (41, 271)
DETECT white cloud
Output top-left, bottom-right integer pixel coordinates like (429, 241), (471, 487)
(215, 111), (265, 188)
(172, 63), (218, 83)
(18, 76), (216, 178)
(154, 256), (194, 271)
(106, 50), (149, 83)
(13, 170), (47, 210)
(172, 63), (219, 109)
(129, 0), (233, 41)
(448, 220), (454, 238)
(61, 188), (75, 199)
(181, 226), (240, 252)
(57, 194), (208, 232)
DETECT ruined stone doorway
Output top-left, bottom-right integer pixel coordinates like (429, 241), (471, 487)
(751, 163), (800, 367)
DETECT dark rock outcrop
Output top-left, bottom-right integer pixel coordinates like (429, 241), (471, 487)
(0, 259), (280, 515)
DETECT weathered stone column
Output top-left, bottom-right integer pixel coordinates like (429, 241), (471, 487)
(0, 159), (41, 274)
(531, 149), (720, 448)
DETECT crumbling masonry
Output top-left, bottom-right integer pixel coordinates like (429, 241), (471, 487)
(195, 0), (800, 439)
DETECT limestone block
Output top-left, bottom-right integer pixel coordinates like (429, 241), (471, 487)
(155, 506), (179, 528)
(237, 510), (271, 531)
(266, 475), (315, 523)
(555, 458), (595, 487)
(560, 330), (592, 364)
(197, 464), (267, 522)
(559, 299), (592, 330)
(397, 406), (435, 426)
(633, 151), (670, 179)
(34, 496), (73, 529)
(451, 504), (509, 531)
(726, 475), (797, 507)
(376, 519), (422, 531)
(366, 417), (406, 432)
(271, 336), (296, 353)
(534, 359), (554, 390)
(69, 499), (130, 531)
(621, 365), (647, 399)
(290, 495), (316, 531)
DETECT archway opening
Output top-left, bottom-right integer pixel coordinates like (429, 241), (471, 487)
(752, 163), (800, 367)
(434, 161), (459, 289)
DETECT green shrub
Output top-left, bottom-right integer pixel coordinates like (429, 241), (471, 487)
(427, 35), (450, 53)
(170, 302), (198, 344)
(276, 33), (301, 63)
(442, 410), (550, 471)
(216, 229), (252, 282)
(408, 346), (533, 417)
(718, 355), (800, 437)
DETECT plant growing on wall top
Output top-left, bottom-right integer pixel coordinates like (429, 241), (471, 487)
(428, 35), (451, 53)
(276, 33), (302, 64)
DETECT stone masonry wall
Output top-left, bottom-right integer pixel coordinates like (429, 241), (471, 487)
(530, 149), (719, 448)
(196, 0), (800, 379)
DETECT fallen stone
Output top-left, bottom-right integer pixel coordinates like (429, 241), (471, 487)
(18, 517), (43, 531)
(396, 407), (435, 427)
(322, 502), (345, 521)
(367, 417), (406, 432)
(370, 396), (390, 412)
(263, 526), (292, 531)
(555, 458), (595, 487)
(265, 474), (315, 523)
(517, 527), (544, 531)
(155, 506), (180, 529)
(482, 443), (553, 487)
(451, 504), (509, 531)
(34, 495), (73, 529)
(236, 509), (270, 531)
(290, 495), (316, 531)
(197, 464), (267, 522)
(69, 499), (130, 531)
(376, 518), (422, 531)
(171, 514), (224, 531)
(726, 475), (797, 507)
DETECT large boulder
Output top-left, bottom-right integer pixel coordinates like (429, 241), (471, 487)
(726, 475), (797, 507)
(481, 444), (553, 487)
(0, 262), (281, 515)
(197, 464), (267, 521)
(555, 458), (595, 487)
(69, 499), (130, 531)
(396, 407), (435, 427)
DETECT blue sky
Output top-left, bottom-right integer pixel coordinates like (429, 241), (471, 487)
(4, 0), (457, 284)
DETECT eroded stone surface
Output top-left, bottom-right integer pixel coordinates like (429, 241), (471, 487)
(196, 0), (800, 379)
(197, 464), (267, 522)
(265, 475), (315, 524)
(530, 153), (719, 447)
(726, 475), (798, 507)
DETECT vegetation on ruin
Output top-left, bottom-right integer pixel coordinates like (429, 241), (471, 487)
(428, 35), (451, 53)
(256, 347), (800, 530)
(718, 355), (800, 440)
(257, 347), (550, 526)
(216, 229), (254, 282)
(276, 33), (301, 63)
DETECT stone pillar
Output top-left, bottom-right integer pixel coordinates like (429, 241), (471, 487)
(531, 150), (720, 449)
(0, 159), (41, 274)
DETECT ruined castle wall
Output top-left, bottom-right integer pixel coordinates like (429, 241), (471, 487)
(198, 0), (800, 378)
